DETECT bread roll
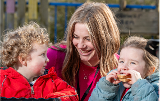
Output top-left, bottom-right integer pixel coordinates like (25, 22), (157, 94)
(117, 74), (131, 82)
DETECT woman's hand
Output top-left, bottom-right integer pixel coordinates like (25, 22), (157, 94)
(106, 70), (121, 85)
(122, 70), (142, 84)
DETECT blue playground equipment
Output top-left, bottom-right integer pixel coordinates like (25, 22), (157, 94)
(3, 1), (157, 43)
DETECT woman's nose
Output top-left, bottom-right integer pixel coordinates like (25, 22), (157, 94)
(77, 40), (86, 48)
(78, 43), (86, 48)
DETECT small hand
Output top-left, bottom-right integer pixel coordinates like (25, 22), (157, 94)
(122, 70), (142, 84)
(106, 70), (121, 85)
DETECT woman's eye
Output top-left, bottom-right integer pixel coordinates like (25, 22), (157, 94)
(84, 37), (90, 41)
(73, 35), (78, 39)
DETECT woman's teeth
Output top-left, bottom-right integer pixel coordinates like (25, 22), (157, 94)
(81, 50), (88, 53)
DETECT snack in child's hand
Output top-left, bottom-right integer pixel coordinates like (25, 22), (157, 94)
(117, 74), (131, 82)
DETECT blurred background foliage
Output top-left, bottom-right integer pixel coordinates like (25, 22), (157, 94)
(48, 0), (158, 44)
(3, 0), (158, 44)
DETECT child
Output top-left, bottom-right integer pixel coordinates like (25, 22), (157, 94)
(89, 36), (159, 101)
(0, 22), (78, 101)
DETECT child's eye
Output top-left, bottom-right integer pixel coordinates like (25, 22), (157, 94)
(130, 62), (136, 64)
(86, 38), (90, 41)
(41, 53), (46, 57)
(119, 60), (124, 63)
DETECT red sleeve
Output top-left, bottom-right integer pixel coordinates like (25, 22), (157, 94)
(45, 78), (79, 101)
(0, 70), (5, 97)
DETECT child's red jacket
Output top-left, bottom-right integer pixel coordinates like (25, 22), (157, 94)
(0, 67), (78, 101)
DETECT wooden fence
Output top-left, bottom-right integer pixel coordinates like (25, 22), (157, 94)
(0, 0), (159, 43)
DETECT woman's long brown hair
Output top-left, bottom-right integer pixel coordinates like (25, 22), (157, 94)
(62, 2), (120, 86)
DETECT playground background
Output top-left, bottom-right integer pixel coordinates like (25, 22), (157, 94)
(0, 0), (159, 44)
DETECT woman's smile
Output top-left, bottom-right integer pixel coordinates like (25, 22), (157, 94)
(79, 49), (92, 55)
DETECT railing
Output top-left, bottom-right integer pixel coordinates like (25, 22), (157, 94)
(3, 1), (157, 43)
(48, 3), (157, 42)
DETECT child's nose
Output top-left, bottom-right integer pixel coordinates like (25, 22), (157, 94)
(121, 64), (129, 71)
(46, 58), (49, 63)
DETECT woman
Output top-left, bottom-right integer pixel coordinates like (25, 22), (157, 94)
(46, 2), (120, 101)
(62, 2), (120, 101)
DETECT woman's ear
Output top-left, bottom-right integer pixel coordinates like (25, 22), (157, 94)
(18, 56), (27, 66)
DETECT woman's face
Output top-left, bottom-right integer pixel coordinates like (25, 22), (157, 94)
(72, 23), (99, 66)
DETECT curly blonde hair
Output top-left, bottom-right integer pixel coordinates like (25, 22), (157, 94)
(1, 22), (51, 68)
(62, 2), (120, 86)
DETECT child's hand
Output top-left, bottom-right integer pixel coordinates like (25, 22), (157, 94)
(106, 70), (121, 84)
(122, 70), (142, 84)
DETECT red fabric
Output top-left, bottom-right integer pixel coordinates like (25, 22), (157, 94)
(77, 54), (119, 101)
(78, 62), (101, 101)
(120, 88), (130, 101)
(0, 67), (78, 101)
(115, 53), (120, 60)
(45, 45), (119, 101)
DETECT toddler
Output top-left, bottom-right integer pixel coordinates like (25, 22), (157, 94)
(0, 22), (78, 101)
(89, 36), (159, 101)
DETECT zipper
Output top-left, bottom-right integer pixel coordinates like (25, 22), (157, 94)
(121, 89), (131, 101)
(31, 86), (34, 94)
(30, 79), (37, 95)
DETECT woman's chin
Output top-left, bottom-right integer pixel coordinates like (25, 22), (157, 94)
(80, 56), (90, 62)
